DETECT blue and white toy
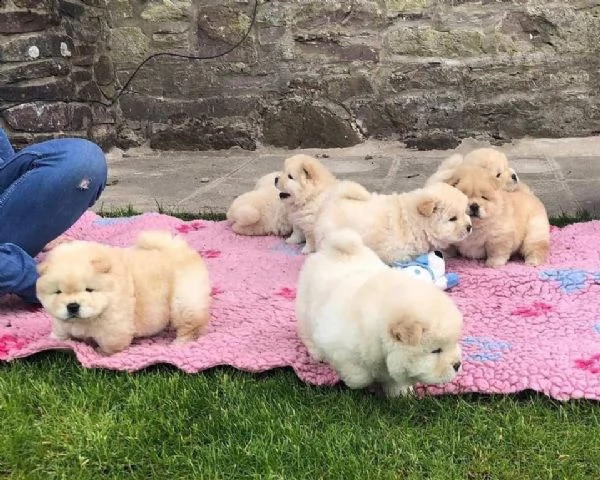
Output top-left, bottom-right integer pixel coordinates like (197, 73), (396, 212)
(390, 250), (459, 290)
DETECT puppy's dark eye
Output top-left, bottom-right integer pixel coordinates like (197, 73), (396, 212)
(55, 290), (62, 295)
(496, 172), (502, 178)
(449, 216), (457, 222)
(481, 196), (489, 201)
(288, 174), (293, 180)
(85, 288), (94, 293)
(431, 348), (442, 354)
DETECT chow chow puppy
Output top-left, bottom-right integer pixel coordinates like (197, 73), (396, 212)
(296, 228), (463, 397)
(275, 154), (337, 254)
(426, 148), (520, 192)
(36, 231), (212, 354)
(226, 171), (294, 237)
(447, 164), (550, 267)
(314, 180), (472, 263)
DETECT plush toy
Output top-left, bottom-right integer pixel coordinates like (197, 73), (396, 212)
(390, 250), (459, 290)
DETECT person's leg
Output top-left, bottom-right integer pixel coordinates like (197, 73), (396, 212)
(0, 135), (107, 302)
(0, 129), (15, 161)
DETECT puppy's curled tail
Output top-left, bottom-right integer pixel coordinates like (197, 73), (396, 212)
(334, 180), (371, 202)
(321, 228), (364, 256)
(136, 230), (190, 252)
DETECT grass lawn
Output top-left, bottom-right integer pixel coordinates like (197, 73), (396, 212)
(1, 209), (599, 479)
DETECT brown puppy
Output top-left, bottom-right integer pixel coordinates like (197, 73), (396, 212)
(275, 154), (337, 254)
(447, 164), (550, 267)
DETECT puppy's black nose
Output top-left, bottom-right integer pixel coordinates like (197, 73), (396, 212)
(274, 176), (279, 186)
(466, 224), (472, 233)
(453, 361), (462, 372)
(66, 302), (80, 315)
(511, 173), (517, 181)
(279, 192), (290, 199)
(469, 203), (480, 216)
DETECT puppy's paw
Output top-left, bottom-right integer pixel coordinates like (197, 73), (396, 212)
(524, 254), (544, 266)
(96, 337), (132, 355)
(485, 256), (509, 268)
(300, 243), (314, 255)
(49, 330), (69, 341)
(286, 235), (302, 245)
(383, 382), (413, 398)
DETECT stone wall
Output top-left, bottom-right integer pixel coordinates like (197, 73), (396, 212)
(4, 1), (600, 151)
(0, 0), (116, 150)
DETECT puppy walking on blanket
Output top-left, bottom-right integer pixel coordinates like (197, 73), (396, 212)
(295, 228), (463, 397)
(36, 231), (212, 355)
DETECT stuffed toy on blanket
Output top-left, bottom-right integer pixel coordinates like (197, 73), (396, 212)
(390, 250), (459, 290)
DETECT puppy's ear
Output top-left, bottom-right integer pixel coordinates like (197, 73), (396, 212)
(417, 195), (438, 217)
(302, 159), (320, 181)
(389, 319), (425, 346)
(37, 262), (49, 276)
(91, 256), (112, 274)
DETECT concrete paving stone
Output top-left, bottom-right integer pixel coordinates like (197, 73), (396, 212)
(555, 156), (600, 181)
(566, 180), (600, 215)
(96, 137), (600, 217)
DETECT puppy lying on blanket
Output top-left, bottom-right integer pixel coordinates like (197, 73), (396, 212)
(314, 180), (472, 263)
(227, 171), (294, 237)
(445, 164), (550, 267)
(426, 148), (521, 192)
(296, 228), (463, 397)
(36, 231), (212, 354)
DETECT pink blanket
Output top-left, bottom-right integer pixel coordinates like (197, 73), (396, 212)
(1, 212), (599, 401)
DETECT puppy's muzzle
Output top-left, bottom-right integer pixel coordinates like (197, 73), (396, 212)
(453, 361), (461, 372)
(469, 203), (480, 218)
(279, 192), (290, 200)
(511, 173), (518, 182)
(66, 302), (80, 317)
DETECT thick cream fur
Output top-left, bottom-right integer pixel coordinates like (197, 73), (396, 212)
(296, 229), (463, 397)
(314, 181), (472, 263)
(36, 231), (211, 354)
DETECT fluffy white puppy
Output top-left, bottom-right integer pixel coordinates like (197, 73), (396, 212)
(314, 180), (472, 263)
(226, 171), (294, 237)
(296, 229), (463, 397)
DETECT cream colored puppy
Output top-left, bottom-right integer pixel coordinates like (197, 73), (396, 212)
(426, 148), (520, 192)
(37, 231), (211, 354)
(447, 164), (550, 267)
(314, 181), (472, 263)
(296, 229), (463, 397)
(275, 154), (337, 254)
(226, 171), (294, 237)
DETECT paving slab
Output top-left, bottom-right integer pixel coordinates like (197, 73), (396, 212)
(97, 137), (600, 217)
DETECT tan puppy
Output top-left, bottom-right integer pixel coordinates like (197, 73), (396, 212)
(36, 231), (211, 354)
(426, 148), (520, 192)
(314, 181), (472, 263)
(296, 228), (463, 397)
(447, 164), (550, 267)
(226, 171), (294, 237)
(275, 154), (337, 254)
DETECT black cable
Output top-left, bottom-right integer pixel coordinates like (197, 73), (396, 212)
(0, 0), (259, 113)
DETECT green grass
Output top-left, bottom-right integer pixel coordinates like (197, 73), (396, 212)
(1, 354), (598, 480)
(2, 207), (598, 479)
(96, 203), (597, 226)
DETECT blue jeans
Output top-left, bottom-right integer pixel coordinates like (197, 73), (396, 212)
(0, 129), (107, 303)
